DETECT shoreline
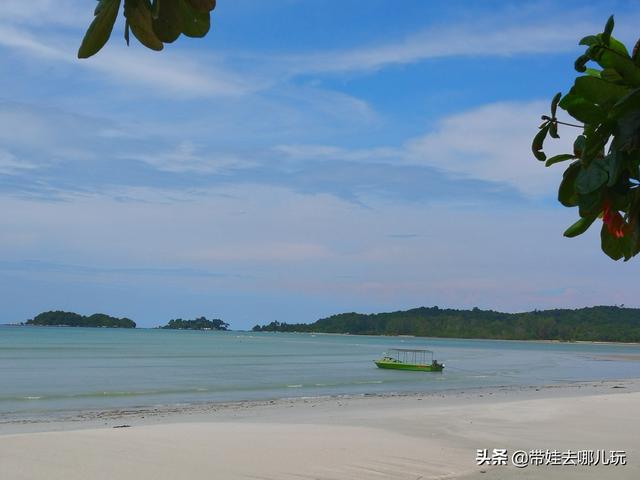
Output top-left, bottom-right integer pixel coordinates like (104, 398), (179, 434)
(242, 329), (640, 345)
(3, 378), (639, 435)
(1, 378), (638, 479)
(4, 324), (640, 345)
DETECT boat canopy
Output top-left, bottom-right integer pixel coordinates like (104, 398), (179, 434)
(388, 348), (434, 353)
(384, 348), (435, 364)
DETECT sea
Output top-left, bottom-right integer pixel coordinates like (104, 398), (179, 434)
(1, 326), (639, 421)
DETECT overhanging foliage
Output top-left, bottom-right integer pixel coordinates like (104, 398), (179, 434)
(78, 0), (217, 58)
(534, 16), (640, 260)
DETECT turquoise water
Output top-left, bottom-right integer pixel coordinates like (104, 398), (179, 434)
(1, 326), (639, 420)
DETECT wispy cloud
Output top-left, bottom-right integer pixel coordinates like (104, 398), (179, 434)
(405, 101), (574, 196)
(0, 24), (253, 97)
(0, 149), (37, 175)
(281, 18), (597, 75)
(0, 0), (86, 28)
(124, 141), (255, 174)
(276, 100), (573, 197)
(274, 144), (399, 164)
(0, 259), (237, 279)
(0, 97), (549, 203)
(0, 6), (618, 98)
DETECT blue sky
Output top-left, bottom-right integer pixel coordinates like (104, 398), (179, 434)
(1, 0), (639, 328)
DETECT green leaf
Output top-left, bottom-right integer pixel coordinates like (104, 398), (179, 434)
(180, 0), (211, 38)
(584, 68), (602, 78)
(605, 151), (623, 187)
(573, 76), (627, 107)
(601, 68), (624, 83)
(578, 190), (603, 217)
(591, 48), (640, 85)
(611, 87), (640, 118)
(602, 15), (614, 45)
(558, 161), (580, 207)
(606, 36), (630, 57)
(573, 135), (586, 158)
(628, 195), (640, 255)
(601, 223), (625, 260)
(576, 160), (609, 194)
(550, 92), (561, 117)
(78, 0), (122, 58)
(581, 124), (611, 165)
(125, 0), (164, 51)
(153, 0), (183, 43)
(558, 91), (605, 124)
(186, 0), (216, 13)
(613, 110), (640, 151)
(574, 54), (590, 72)
(579, 35), (600, 47)
(633, 39), (640, 66)
(591, 33), (630, 57)
(545, 154), (575, 167)
(532, 124), (550, 161)
(549, 121), (559, 139)
(564, 215), (597, 237)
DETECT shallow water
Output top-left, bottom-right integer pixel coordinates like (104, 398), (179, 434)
(1, 326), (639, 419)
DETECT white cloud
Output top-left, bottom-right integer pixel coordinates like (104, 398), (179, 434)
(0, 24), (66, 60)
(0, 7), (616, 99)
(404, 101), (575, 196)
(125, 141), (255, 174)
(2, 183), (637, 319)
(0, 24), (252, 98)
(1, 97), (572, 198)
(0, 102), (108, 169)
(0, 149), (37, 175)
(0, 0), (86, 28)
(0, 100), (379, 184)
(89, 47), (252, 97)
(283, 19), (596, 75)
(275, 101), (575, 197)
(274, 144), (399, 163)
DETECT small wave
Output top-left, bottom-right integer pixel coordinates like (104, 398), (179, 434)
(355, 380), (383, 385)
(286, 384), (303, 388)
(24, 396), (42, 400)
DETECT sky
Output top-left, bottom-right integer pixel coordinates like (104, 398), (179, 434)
(1, 0), (639, 328)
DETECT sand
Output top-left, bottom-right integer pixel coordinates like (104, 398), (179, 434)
(1, 380), (638, 479)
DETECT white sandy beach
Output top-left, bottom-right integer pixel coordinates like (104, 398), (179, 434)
(1, 381), (638, 480)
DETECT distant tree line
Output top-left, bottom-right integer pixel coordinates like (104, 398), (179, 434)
(160, 317), (229, 330)
(26, 311), (136, 328)
(252, 306), (640, 343)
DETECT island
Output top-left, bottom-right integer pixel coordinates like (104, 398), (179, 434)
(252, 306), (640, 343)
(160, 316), (229, 331)
(26, 311), (136, 328)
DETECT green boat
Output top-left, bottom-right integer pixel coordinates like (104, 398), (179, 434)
(374, 348), (444, 372)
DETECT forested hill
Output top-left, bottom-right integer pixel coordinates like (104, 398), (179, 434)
(252, 306), (640, 342)
(160, 317), (229, 330)
(26, 311), (136, 328)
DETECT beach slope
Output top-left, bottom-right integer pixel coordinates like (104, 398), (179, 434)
(1, 383), (638, 479)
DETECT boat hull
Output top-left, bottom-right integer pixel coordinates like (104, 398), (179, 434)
(374, 360), (443, 372)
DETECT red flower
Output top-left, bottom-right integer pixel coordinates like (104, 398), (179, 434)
(602, 201), (625, 239)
